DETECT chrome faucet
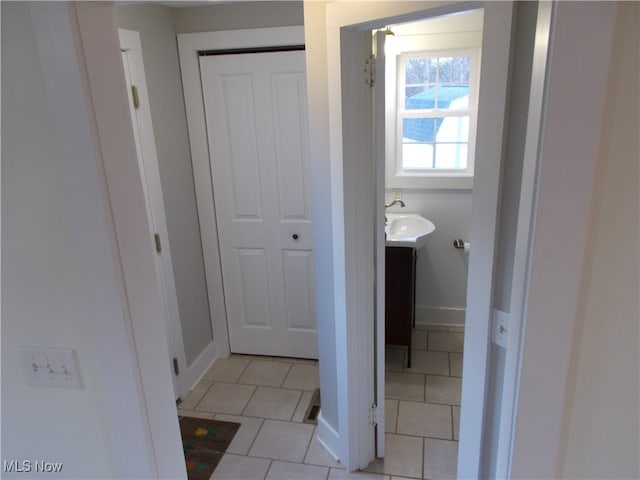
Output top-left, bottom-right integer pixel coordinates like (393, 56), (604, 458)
(385, 199), (406, 225)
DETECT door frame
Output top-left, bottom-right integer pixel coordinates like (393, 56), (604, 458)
(498, 3), (617, 477)
(118, 28), (189, 400)
(325, 0), (512, 473)
(177, 26), (306, 359)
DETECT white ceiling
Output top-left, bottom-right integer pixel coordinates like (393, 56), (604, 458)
(389, 9), (484, 36)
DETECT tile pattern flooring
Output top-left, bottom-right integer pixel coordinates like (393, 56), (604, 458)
(177, 325), (463, 479)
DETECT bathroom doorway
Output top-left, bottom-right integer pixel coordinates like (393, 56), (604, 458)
(329, 1), (514, 473)
(377, 10), (482, 477)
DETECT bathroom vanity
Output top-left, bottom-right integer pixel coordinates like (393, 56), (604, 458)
(384, 213), (435, 368)
(385, 246), (416, 368)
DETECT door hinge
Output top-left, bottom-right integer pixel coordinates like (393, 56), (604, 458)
(173, 357), (180, 375)
(154, 233), (162, 253)
(365, 54), (375, 87)
(131, 85), (140, 109)
(368, 403), (380, 426)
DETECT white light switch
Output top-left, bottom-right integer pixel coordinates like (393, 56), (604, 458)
(492, 309), (509, 348)
(21, 346), (82, 389)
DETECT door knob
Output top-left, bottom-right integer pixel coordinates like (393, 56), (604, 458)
(292, 234), (299, 240)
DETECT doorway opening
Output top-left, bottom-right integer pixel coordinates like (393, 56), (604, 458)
(333, 1), (514, 474)
(377, 10), (482, 477)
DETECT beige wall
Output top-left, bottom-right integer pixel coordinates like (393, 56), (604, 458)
(561, 2), (640, 478)
(173, 1), (303, 33)
(115, 0), (306, 368)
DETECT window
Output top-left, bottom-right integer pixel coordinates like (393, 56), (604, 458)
(397, 51), (478, 176)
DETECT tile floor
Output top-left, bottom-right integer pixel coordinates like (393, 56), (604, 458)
(177, 325), (463, 480)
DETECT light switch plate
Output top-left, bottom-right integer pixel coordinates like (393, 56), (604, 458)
(21, 346), (82, 389)
(492, 309), (509, 348)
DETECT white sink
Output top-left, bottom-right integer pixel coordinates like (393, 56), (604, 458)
(385, 213), (435, 249)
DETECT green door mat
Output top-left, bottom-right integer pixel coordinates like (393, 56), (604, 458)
(180, 416), (241, 480)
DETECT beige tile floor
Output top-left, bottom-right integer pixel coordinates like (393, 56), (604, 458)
(178, 325), (463, 480)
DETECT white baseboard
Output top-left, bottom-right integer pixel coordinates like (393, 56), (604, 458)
(415, 306), (466, 326)
(316, 412), (341, 463)
(185, 340), (217, 393)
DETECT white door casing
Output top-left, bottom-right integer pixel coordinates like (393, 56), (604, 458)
(199, 50), (318, 359)
(458, 2), (514, 477)
(178, 27), (305, 360)
(119, 28), (188, 399)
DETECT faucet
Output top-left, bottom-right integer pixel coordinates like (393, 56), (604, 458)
(384, 199), (406, 225)
(385, 199), (406, 209)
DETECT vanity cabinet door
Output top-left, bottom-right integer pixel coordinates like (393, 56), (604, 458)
(385, 247), (416, 367)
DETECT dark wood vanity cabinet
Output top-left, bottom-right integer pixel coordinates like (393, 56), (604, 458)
(385, 246), (416, 368)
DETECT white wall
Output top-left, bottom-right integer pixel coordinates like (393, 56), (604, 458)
(508, 2), (624, 476)
(561, 2), (639, 477)
(1, 3), (152, 477)
(385, 190), (471, 324)
(115, 4), (213, 368)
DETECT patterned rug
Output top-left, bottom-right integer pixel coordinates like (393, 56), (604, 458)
(179, 416), (241, 480)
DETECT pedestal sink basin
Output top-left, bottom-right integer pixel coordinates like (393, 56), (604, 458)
(385, 213), (435, 249)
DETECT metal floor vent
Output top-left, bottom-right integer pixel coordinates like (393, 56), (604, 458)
(303, 388), (321, 424)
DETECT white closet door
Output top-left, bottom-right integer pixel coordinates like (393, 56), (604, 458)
(200, 50), (317, 358)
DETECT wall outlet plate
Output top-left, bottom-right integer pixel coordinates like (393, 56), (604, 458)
(21, 346), (82, 389)
(393, 189), (402, 201)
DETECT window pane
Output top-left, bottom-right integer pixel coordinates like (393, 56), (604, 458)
(406, 85), (469, 110)
(436, 115), (469, 142)
(438, 57), (454, 82)
(436, 85), (469, 110)
(405, 58), (436, 85)
(438, 56), (471, 82)
(434, 143), (468, 169)
(402, 143), (434, 169)
(403, 118), (437, 143)
(405, 85), (433, 108)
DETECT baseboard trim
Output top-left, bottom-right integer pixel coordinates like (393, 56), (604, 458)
(316, 412), (341, 463)
(185, 340), (217, 393)
(416, 306), (466, 326)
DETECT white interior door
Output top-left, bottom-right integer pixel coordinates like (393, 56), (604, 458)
(373, 30), (387, 458)
(119, 29), (188, 399)
(200, 50), (317, 359)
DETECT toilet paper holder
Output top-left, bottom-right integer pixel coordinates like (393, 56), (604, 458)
(453, 238), (470, 251)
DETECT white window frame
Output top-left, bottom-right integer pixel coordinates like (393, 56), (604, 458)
(397, 49), (479, 176)
(386, 46), (481, 190)
(396, 48), (480, 176)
